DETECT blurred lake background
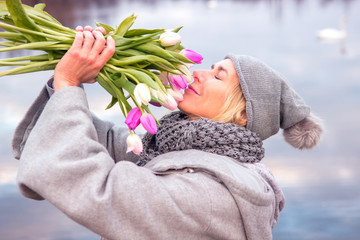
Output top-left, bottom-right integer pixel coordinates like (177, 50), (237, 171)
(1, 0), (360, 239)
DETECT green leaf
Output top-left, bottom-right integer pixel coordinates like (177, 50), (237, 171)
(114, 13), (136, 37)
(121, 68), (158, 90)
(167, 50), (194, 64)
(5, 0), (46, 42)
(95, 20), (114, 33)
(113, 32), (159, 50)
(124, 28), (165, 38)
(110, 72), (136, 94)
(171, 26), (183, 33)
(135, 43), (175, 61)
(0, 32), (27, 42)
(109, 55), (176, 70)
(0, 59), (59, 77)
(0, 41), (59, 52)
(105, 96), (118, 110)
(34, 3), (46, 11)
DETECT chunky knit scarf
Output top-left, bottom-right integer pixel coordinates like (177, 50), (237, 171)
(137, 111), (264, 166)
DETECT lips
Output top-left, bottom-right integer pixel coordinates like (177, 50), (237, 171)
(187, 85), (200, 95)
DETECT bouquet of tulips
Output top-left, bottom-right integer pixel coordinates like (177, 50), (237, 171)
(0, 0), (203, 154)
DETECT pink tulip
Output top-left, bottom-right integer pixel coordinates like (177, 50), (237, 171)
(177, 65), (192, 83)
(125, 107), (142, 130)
(126, 134), (143, 155)
(169, 74), (187, 90)
(158, 71), (169, 86)
(158, 91), (178, 110)
(140, 113), (158, 134)
(180, 49), (203, 64)
(167, 88), (184, 102)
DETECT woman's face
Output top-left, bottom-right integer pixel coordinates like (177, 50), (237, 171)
(178, 59), (239, 119)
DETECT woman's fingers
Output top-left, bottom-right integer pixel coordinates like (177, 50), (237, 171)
(99, 35), (116, 66)
(95, 26), (106, 35)
(69, 31), (84, 51)
(91, 30), (106, 55)
(75, 26), (83, 32)
(82, 30), (95, 53)
(84, 25), (93, 32)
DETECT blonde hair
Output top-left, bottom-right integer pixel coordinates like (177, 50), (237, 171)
(211, 85), (248, 127)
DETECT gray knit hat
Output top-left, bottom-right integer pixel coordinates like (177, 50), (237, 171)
(226, 54), (323, 149)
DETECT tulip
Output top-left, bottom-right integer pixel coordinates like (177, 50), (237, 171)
(126, 134), (143, 155)
(149, 87), (159, 100)
(159, 31), (182, 47)
(149, 101), (162, 107)
(180, 49), (203, 64)
(169, 74), (187, 90)
(134, 83), (151, 106)
(125, 107), (142, 130)
(167, 88), (184, 102)
(177, 65), (192, 83)
(140, 113), (158, 134)
(158, 91), (178, 110)
(158, 71), (169, 86)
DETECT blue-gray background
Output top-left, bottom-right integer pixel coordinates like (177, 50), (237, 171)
(1, 0), (359, 239)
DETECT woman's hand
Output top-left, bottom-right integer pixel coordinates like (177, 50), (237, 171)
(54, 26), (116, 90)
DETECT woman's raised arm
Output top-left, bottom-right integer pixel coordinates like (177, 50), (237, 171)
(54, 26), (115, 90)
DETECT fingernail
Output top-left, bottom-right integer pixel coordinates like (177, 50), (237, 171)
(75, 26), (83, 32)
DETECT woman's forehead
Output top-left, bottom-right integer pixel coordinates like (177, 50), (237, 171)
(213, 59), (235, 71)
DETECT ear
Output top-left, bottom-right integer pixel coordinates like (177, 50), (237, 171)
(283, 113), (324, 150)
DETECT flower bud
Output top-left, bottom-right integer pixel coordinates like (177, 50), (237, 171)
(169, 74), (187, 90)
(159, 31), (182, 47)
(158, 71), (169, 86)
(140, 113), (158, 134)
(177, 65), (192, 83)
(149, 87), (159, 99)
(167, 88), (184, 102)
(158, 91), (178, 110)
(180, 49), (203, 64)
(134, 83), (151, 106)
(149, 101), (162, 107)
(126, 134), (143, 155)
(125, 107), (142, 130)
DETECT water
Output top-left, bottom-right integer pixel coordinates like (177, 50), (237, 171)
(1, 0), (360, 239)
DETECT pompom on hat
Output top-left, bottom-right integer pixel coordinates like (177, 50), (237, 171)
(226, 54), (323, 149)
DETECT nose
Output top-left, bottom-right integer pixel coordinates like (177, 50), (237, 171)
(193, 70), (210, 83)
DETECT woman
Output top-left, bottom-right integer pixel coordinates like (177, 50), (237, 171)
(12, 26), (323, 240)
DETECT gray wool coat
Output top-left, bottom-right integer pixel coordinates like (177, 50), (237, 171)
(12, 80), (285, 240)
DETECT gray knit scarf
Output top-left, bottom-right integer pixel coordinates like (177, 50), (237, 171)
(137, 111), (264, 166)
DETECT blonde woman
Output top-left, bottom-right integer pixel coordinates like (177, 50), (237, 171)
(12, 27), (323, 239)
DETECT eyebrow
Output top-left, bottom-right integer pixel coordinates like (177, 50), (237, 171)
(211, 64), (228, 75)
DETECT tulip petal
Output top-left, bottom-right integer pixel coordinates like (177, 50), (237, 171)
(159, 31), (182, 47)
(180, 49), (203, 64)
(125, 107), (142, 130)
(126, 134), (143, 155)
(140, 114), (158, 134)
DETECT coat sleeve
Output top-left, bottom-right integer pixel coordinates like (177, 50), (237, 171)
(12, 79), (139, 164)
(16, 86), (243, 239)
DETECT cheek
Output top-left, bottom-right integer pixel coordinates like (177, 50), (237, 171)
(178, 93), (199, 113)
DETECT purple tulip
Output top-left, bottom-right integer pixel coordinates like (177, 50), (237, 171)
(180, 49), (203, 64)
(149, 101), (162, 107)
(169, 74), (187, 90)
(125, 107), (142, 130)
(140, 113), (158, 134)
